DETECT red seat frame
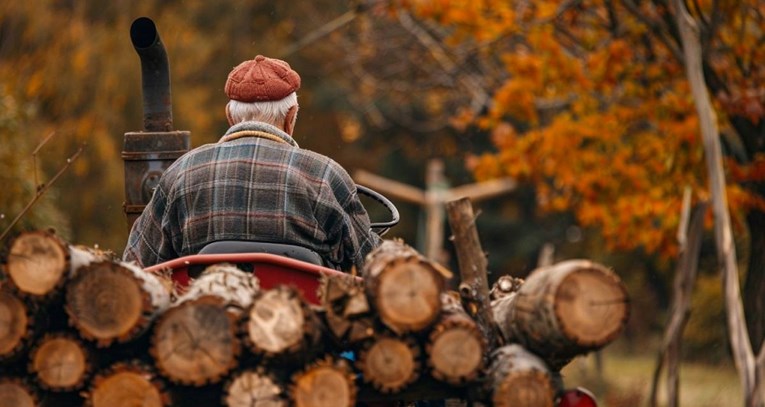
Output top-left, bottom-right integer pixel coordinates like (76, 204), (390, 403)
(144, 253), (351, 305)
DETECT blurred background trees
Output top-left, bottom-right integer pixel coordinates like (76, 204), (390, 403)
(1, 0), (763, 385)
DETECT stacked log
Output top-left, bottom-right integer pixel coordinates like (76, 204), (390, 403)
(0, 230), (629, 406)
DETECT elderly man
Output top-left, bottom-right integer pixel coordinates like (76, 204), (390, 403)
(123, 55), (381, 271)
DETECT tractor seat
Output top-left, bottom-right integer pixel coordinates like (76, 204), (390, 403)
(198, 240), (324, 266)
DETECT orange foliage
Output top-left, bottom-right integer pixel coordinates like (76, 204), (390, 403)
(401, 0), (765, 257)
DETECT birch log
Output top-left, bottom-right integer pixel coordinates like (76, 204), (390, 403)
(87, 362), (170, 407)
(363, 239), (447, 334)
(65, 261), (171, 347)
(224, 369), (287, 407)
(242, 285), (323, 360)
(492, 260), (628, 370)
(490, 344), (555, 407)
(151, 264), (257, 386)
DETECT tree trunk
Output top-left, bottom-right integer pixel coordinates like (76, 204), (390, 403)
(87, 362), (170, 407)
(242, 285), (323, 360)
(64, 261), (171, 347)
(357, 335), (421, 394)
(492, 260), (628, 370)
(364, 239), (447, 334)
(427, 292), (485, 385)
(290, 357), (357, 407)
(745, 208), (765, 351)
(29, 334), (90, 391)
(489, 344), (555, 407)
(224, 369), (288, 407)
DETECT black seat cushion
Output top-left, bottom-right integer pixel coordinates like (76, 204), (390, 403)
(198, 240), (324, 266)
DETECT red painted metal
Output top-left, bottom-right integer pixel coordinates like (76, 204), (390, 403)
(558, 388), (598, 407)
(144, 253), (351, 305)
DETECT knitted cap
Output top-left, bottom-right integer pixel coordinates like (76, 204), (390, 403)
(225, 55), (301, 102)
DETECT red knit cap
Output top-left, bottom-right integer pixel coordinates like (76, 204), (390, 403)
(225, 55), (301, 102)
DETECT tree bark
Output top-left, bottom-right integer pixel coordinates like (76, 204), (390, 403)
(357, 335), (421, 394)
(319, 272), (375, 344)
(363, 239), (447, 334)
(29, 334), (90, 391)
(489, 344), (555, 407)
(491, 260), (628, 370)
(87, 362), (170, 407)
(65, 261), (171, 347)
(290, 357), (357, 407)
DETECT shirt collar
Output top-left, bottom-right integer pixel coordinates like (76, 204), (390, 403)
(220, 121), (299, 147)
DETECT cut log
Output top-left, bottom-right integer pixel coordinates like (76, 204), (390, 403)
(290, 357), (356, 407)
(0, 289), (32, 360)
(224, 369), (287, 407)
(357, 335), (420, 393)
(427, 292), (485, 385)
(489, 344), (555, 407)
(179, 263), (260, 310)
(363, 239), (447, 334)
(4, 231), (69, 299)
(65, 261), (171, 347)
(319, 273), (375, 344)
(0, 378), (38, 407)
(151, 296), (241, 386)
(242, 285), (322, 359)
(87, 362), (170, 407)
(29, 334), (90, 391)
(492, 260), (629, 370)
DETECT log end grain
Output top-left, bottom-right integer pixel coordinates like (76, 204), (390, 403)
(359, 336), (419, 393)
(6, 231), (69, 298)
(291, 358), (356, 407)
(88, 364), (170, 407)
(152, 296), (240, 385)
(244, 286), (314, 357)
(555, 267), (629, 348)
(0, 378), (37, 407)
(374, 260), (442, 333)
(0, 290), (30, 358)
(428, 322), (484, 385)
(30, 335), (89, 391)
(492, 370), (554, 407)
(224, 370), (287, 407)
(65, 262), (148, 347)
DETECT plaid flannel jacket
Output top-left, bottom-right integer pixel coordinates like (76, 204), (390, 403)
(123, 121), (381, 271)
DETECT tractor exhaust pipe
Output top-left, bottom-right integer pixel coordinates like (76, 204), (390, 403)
(130, 17), (173, 132)
(123, 17), (190, 231)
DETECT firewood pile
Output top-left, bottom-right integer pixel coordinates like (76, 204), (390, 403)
(0, 230), (629, 407)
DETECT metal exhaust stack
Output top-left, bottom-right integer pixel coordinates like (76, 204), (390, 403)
(123, 17), (190, 230)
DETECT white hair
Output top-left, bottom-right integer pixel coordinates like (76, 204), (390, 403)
(226, 93), (298, 128)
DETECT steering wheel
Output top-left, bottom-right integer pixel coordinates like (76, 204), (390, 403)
(356, 184), (400, 236)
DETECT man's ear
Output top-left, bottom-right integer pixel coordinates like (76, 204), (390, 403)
(284, 105), (299, 135)
(225, 103), (234, 126)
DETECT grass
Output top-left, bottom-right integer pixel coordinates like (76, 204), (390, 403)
(559, 339), (742, 407)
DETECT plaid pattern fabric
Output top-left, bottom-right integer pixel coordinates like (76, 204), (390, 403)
(123, 121), (381, 271)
